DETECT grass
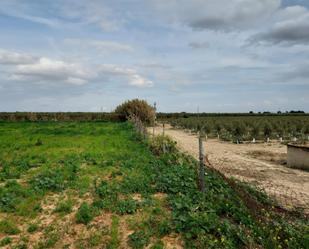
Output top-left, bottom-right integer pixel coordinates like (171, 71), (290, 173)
(0, 121), (307, 248)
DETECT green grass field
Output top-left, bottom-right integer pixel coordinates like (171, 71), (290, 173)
(0, 122), (307, 249)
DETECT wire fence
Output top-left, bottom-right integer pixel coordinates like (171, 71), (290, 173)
(131, 120), (309, 215)
(210, 157), (309, 214)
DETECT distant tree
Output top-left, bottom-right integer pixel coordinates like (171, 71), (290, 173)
(263, 122), (272, 142)
(304, 124), (309, 140)
(214, 122), (222, 139)
(202, 123), (212, 139)
(251, 124), (260, 143)
(232, 122), (245, 144)
(115, 99), (155, 125)
(277, 126), (284, 138)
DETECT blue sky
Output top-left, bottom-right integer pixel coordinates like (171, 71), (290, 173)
(0, 0), (309, 112)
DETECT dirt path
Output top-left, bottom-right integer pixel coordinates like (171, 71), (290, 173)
(151, 126), (309, 212)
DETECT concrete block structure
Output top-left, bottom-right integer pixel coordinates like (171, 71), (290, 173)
(287, 144), (309, 170)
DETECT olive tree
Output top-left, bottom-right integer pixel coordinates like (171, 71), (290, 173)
(251, 124), (260, 143)
(232, 122), (245, 144)
(263, 122), (272, 143)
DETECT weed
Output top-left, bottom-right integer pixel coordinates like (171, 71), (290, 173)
(128, 230), (150, 249)
(105, 215), (120, 249)
(0, 180), (31, 212)
(35, 138), (43, 146)
(0, 220), (20, 235)
(76, 202), (94, 225)
(150, 240), (164, 249)
(54, 199), (73, 215)
(149, 135), (177, 155)
(88, 232), (102, 247)
(30, 169), (65, 192)
(35, 225), (60, 249)
(0, 237), (11, 247)
(115, 199), (138, 215)
(27, 223), (39, 233)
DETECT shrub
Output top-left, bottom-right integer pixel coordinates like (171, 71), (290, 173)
(114, 99), (155, 125)
(76, 202), (94, 225)
(0, 180), (30, 212)
(115, 199), (138, 215)
(30, 169), (65, 192)
(149, 135), (177, 155)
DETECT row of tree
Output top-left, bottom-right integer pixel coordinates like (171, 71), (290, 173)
(0, 112), (125, 122)
(170, 116), (309, 143)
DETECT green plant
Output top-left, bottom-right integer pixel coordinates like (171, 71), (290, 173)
(54, 199), (73, 214)
(105, 215), (120, 249)
(149, 135), (177, 155)
(115, 199), (138, 215)
(76, 202), (94, 225)
(150, 240), (164, 249)
(0, 220), (20, 235)
(0, 237), (12, 247)
(251, 124), (260, 139)
(0, 180), (30, 212)
(30, 169), (65, 192)
(35, 138), (43, 146)
(27, 223), (39, 233)
(264, 122), (273, 139)
(128, 230), (150, 249)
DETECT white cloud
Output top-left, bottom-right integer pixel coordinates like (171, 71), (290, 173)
(0, 49), (37, 65)
(0, 49), (152, 88)
(14, 57), (91, 85)
(98, 65), (153, 88)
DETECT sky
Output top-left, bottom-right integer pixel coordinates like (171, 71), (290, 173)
(0, 0), (309, 113)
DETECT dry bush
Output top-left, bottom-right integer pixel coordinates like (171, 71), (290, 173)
(114, 99), (155, 125)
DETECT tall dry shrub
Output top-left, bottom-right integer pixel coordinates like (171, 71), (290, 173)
(115, 99), (155, 125)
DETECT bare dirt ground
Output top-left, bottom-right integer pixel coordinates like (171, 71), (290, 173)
(151, 125), (309, 212)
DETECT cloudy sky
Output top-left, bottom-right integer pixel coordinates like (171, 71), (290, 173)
(1, 0), (309, 112)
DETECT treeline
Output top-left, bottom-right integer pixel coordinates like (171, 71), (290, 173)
(157, 112), (308, 120)
(0, 112), (125, 122)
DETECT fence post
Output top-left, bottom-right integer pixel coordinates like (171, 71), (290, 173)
(162, 123), (165, 136)
(198, 135), (206, 192)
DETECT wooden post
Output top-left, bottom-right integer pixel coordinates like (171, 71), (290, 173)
(153, 102), (157, 137)
(162, 123), (165, 136)
(198, 135), (206, 192)
(163, 140), (166, 154)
